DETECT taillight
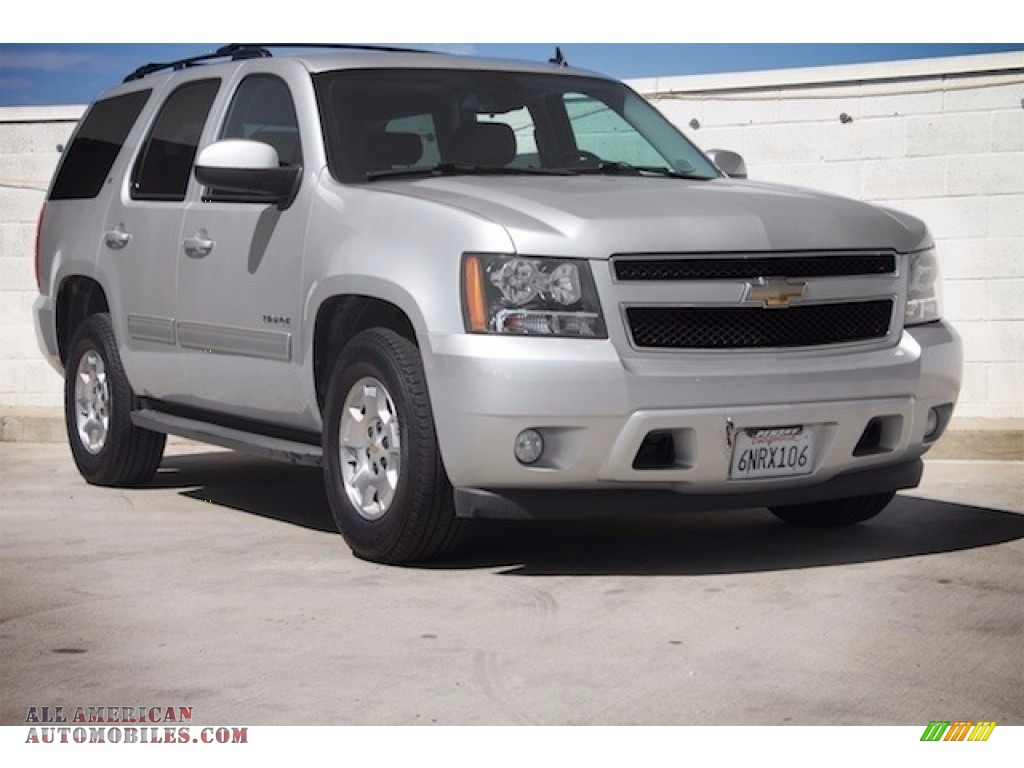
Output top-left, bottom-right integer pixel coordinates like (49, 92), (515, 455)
(35, 203), (45, 293)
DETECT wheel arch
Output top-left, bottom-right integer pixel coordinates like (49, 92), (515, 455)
(313, 294), (419, 412)
(56, 276), (109, 366)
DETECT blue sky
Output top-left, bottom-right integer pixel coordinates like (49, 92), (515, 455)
(2, 43), (1022, 107)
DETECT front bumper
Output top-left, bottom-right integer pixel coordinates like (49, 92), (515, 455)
(454, 459), (924, 519)
(424, 321), (961, 508)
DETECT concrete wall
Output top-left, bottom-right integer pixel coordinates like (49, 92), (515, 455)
(634, 51), (1024, 420)
(1, 52), (1022, 422)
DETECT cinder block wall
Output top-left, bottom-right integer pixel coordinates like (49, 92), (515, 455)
(635, 52), (1024, 420)
(0, 106), (80, 407)
(1, 53), (1021, 421)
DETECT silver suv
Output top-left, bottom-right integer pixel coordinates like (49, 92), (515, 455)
(33, 45), (962, 564)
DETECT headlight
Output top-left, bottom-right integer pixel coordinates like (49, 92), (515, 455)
(905, 247), (943, 325)
(462, 253), (607, 337)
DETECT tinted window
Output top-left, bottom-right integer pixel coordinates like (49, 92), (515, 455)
(132, 79), (219, 201)
(219, 75), (301, 166)
(49, 90), (151, 200)
(203, 75), (302, 204)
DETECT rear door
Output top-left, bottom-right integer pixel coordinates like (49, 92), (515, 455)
(101, 77), (221, 398)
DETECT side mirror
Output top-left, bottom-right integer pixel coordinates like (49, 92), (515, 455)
(706, 149), (748, 179)
(195, 139), (300, 208)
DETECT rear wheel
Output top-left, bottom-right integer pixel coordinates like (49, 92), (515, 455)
(769, 493), (895, 527)
(64, 312), (165, 486)
(322, 328), (463, 564)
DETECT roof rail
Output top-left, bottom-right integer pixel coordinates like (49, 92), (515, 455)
(223, 43), (441, 56)
(123, 43), (441, 82)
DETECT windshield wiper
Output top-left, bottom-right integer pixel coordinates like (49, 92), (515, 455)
(367, 162), (578, 181)
(573, 161), (709, 180)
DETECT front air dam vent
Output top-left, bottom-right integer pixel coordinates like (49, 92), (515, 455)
(633, 431), (678, 470)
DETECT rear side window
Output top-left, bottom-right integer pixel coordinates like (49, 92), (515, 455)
(49, 90), (151, 200)
(132, 79), (219, 201)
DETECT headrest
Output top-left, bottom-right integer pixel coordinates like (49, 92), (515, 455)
(451, 122), (516, 167)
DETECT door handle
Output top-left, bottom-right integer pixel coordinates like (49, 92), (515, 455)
(183, 232), (214, 258)
(104, 226), (131, 250)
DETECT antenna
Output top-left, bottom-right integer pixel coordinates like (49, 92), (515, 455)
(549, 47), (568, 67)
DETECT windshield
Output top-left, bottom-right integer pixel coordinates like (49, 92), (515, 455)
(313, 68), (720, 182)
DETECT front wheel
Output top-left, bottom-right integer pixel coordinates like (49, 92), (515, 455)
(64, 312), (165, 486)
(322, 328), (462, 564)
(769, 492), (895, 527)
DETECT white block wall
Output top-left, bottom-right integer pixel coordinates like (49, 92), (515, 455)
(1, 52), (1022, 421)
(0, 106), (81, 407)
(635, 52), (1024, 420)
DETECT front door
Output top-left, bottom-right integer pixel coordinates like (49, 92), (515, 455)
(174, 74), (309, 425)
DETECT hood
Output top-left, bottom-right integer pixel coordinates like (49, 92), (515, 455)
(374, 175), (929, 256)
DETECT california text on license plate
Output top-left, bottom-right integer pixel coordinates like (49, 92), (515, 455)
(730, 426), (814, 480)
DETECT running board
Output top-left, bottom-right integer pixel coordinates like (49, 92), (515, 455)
(131, 409), (323, 466)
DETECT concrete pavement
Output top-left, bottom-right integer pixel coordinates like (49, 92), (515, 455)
(1, 441), (1021, 725)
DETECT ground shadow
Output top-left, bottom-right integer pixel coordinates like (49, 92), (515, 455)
(150, 451), (1024, 576)
(152, 451), (335, 532)
(449, 499), (1024, 576)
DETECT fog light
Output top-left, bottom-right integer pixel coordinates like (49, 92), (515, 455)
(925, 408), (940, 440)
(514, 429), (544, 465)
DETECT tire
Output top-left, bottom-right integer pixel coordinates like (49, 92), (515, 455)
(64, 312), (166, 486)
(769, 492), (895, 527)
(322, 328), (463, 564)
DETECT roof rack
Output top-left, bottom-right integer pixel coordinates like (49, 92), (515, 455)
(124, 43), (442, 82)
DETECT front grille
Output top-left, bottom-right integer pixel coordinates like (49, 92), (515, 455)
(626, 300), (893, 349)
(614, 253), (896, 281)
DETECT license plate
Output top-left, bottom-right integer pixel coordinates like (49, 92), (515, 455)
(730, 426), (814, 480)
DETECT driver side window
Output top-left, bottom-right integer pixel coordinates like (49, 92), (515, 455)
(205, 75), (301, 203)
(219, 75), (302, 168)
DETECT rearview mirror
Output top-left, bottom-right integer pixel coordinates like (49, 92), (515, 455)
(706, 149), (748, 179)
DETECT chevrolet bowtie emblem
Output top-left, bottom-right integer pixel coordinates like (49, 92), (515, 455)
(745, 279), (808, 308)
